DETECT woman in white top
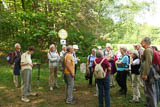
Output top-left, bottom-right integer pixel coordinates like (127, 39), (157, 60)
(48, 44), (60, 90)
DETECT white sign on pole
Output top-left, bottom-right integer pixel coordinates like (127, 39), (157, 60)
(60, 40), (66, 45)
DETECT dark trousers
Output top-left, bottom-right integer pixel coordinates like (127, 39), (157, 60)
(97, 75), (110, 107)
(89, 67), (93, 86)
(116, 71), (128, 94)
(75, 64), (77, 74)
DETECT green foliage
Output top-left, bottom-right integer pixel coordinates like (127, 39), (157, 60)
(0, 0), (159, 63)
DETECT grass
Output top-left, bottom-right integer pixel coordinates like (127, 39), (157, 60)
(0, 65), (159, 107)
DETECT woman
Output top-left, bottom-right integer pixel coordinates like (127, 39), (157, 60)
(21, 46), (37, 102)
(104, 43), (116, 88)
(116, 47), (129, 96)
(48, 44), (60, 91)
(87, 48), (96, 87)
(92, 50), (111, 107)
(130, 50), (141, 103)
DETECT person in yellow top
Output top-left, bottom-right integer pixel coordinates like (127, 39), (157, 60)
(64, 45), (76, 105)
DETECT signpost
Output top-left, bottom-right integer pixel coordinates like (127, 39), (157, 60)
(58, 29), (68, 45)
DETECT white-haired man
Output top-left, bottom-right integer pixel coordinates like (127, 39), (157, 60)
(141, 37), (160, 107)
(11, 43), (23, 88)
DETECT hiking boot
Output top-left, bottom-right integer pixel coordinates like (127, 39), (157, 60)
(21, 97), (30, 103)
(66, 100), (77, 105)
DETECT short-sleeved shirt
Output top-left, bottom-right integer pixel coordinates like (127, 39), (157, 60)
(64, 53), (75, 74)
(117, 55), (129, 71)
(88, 54), (96, 67)
(21, 52), (32, 71)
(92, 57), (110, 76)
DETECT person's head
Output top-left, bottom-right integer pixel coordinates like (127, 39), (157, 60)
(27, 46), (35, 54)
(97, 46), (102, 50)
(133, 44), (138, 50)
(136, 43), (141, 50)
(106, 43), (111, 51)
(49, 44), (55, 52)
(67, 45), (74, 53)
(120, 47), (127, 56)
(96, 50), (104, 58)
(91, 48), (96, 56)
(15, 43), (21, 51)
(131, 50), (139, 59)
(62, 45), (66, 51)
(152, 46), (158, 51)
(141, 37), (152, 49)
(73, 45), (79, 52)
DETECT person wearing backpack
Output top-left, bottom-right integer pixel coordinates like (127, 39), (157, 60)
(152, 46), (160, 105)
(116, 47), (129, 96)
(10, 43), (22, 88)
(92, 50), (111, 107)
(140, 37), (160, 107)
(87, 48), (96, 87)
(48, 44), (60, 91)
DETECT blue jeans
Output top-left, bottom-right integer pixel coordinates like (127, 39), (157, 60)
(97, 75), (110, 107)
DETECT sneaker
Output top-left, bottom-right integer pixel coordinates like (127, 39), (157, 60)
(21, 97), (30, 103)
(94, 93), (98, 97)
(55, 85), (60, 89)
(50, 87), (53, 91)
(129, 100), (140, 103)
(29, 93), (37, 96)
(73, 88), (77, 91)
(66, 100), (76, 105)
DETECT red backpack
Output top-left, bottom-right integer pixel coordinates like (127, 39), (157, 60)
(152, 50), (160, 73)
(6, 52), (13, 64)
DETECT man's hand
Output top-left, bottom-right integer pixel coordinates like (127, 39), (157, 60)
(141, 75), (148, 80)
(29, 63), (33, 67)
(71, 72), (75, 78)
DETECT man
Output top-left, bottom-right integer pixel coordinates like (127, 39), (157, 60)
(64, 45), (76, 104)
(133, 43), (144, 59)
(141, 37), (159, 107)
(73, 45), (80, 76)
(21, 46), (37, 102)
(11, 43), (22, 88)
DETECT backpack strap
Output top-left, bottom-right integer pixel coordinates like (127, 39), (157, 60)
(94, 58), (105, 65)
(94, 59), (97, 65)
(100, 58), (105, 65)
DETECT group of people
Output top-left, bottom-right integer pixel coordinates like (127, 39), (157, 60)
(86, 37), (160, 107)
(9, 43), (79, 104)
(8, 36), (160, 107)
